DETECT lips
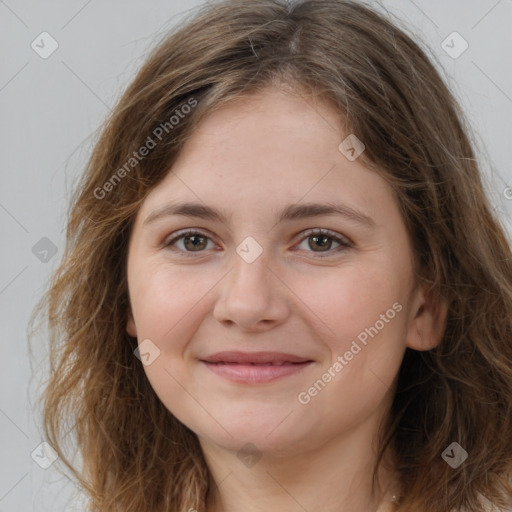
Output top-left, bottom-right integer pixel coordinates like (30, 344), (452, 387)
(200, 351), (312, 365)
(199, 351), (314, 383)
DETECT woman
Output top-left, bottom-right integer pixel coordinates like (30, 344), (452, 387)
(29, 1), (512, 510)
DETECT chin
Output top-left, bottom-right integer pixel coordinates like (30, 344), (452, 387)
(194, 416), (312, 456)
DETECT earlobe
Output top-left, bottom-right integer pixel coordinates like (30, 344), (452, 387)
(406, 285), (449, 351)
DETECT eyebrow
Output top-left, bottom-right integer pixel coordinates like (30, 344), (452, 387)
(143, 200), (376, 229)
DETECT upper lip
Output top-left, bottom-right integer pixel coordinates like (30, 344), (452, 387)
(200, 351), (313, 364)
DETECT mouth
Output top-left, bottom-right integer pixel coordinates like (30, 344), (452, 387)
(199, 351), (314, 383)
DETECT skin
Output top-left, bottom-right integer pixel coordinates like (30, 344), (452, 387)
(125, 86), (448, 512)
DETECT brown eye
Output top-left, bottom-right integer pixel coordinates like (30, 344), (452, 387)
(295, 229), (352, 257)
(164, 228), (352, 259)
(308, 234), (333, 252)
(182, 234), (208, 251)
(165, 230), (215, 256)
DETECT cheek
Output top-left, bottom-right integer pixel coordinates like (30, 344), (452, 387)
(129, 260), (214, 343)
(292, 262), (408, 402)
(291, 268), (406, 434)
(293, 264), (405, 345)
(128, 261), (216, 426)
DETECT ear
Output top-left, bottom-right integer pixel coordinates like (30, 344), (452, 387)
(126, 305), (137, 338)
(406, 283), (449, 351)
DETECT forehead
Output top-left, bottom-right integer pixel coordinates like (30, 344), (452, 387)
(135, 87), (399, 232)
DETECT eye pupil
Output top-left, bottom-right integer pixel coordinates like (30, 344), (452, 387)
(309, 235), (331, 251)
(184, 235), (207, 251)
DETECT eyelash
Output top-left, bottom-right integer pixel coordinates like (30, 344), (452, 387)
(163, 228), (353, 258)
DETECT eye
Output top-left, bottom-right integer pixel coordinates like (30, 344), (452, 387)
(163, 228), (352, 258)
(164, 229), (217, 256)
(293, 228), (352, 257)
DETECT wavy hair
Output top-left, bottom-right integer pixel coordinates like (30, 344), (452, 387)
(28, 0), (512, 511)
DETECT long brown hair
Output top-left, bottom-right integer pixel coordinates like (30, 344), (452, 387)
(28, 1), (512, 510)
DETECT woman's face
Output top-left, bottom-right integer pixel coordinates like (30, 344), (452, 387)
(126, 86), (431, 456)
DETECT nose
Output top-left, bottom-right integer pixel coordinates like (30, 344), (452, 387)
(212, 247), (291, 332)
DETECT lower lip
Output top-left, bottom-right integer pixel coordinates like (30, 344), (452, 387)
(200, 361), (313, 383)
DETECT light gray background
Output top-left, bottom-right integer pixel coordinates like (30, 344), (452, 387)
(1, 0), (511, 510)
